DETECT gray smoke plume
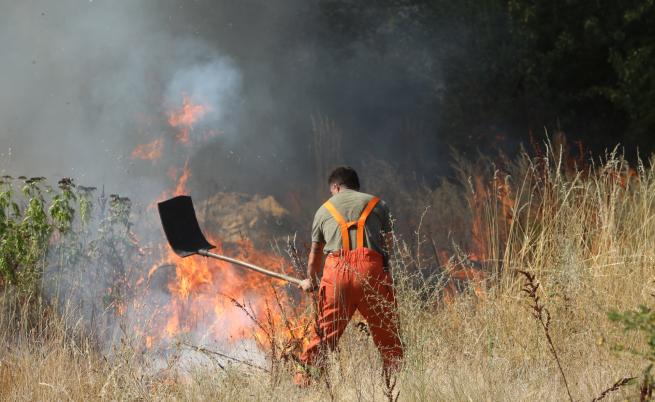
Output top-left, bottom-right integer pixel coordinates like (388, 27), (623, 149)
(164, 57), (242, 140)
(0, 1), (246, 203)
(0, 0), (442, 202)
(0, 0), (251, 353)
(1, 0), (444, 355)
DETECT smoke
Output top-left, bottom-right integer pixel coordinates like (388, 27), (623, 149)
(1, 0), (445, 352)
(164, 57), (242, 141)
(0, 0), (443, 203)
(0, 0), (251, 352)
(0, 1), (244, 203)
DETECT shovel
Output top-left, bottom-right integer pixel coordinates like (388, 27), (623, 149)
(157, 195), (303, 286)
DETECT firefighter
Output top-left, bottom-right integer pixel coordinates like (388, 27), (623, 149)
(296, 166), (403, 385)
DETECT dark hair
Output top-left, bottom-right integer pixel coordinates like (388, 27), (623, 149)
(328, 166), (360, 190)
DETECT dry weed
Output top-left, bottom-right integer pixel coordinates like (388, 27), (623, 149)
(1, 149), (653, 401)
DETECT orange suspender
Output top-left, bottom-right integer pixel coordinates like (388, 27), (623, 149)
(322, 201), (352, 250)
(357, 197), (380, 249)
(323, 197), (380, 250)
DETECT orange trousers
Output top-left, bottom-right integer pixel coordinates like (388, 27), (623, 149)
(300, 248), (403, 372)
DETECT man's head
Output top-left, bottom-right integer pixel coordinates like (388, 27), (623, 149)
(328, 166), (360, 195)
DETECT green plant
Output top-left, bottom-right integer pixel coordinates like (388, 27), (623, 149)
(609, 305), (655, 400)
(0, 177), (67, 293)
(0, 177), (102, 296)
(49, 178), (76, 235)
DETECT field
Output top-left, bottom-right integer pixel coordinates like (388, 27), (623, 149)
(1, 144), (653, 401)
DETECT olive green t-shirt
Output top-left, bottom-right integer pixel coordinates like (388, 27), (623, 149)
(311, 189), (392, 258)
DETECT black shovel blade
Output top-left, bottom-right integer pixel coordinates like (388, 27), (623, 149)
(157, 195), (215, 257)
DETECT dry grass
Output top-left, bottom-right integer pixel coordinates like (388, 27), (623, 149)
(2, 147), (654, 401)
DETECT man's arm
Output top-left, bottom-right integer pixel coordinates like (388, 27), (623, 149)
(299, 241), (324, 292)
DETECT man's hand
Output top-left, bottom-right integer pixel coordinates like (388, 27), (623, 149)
(298, 278), (318, 293)
(300, 241), (324, 293)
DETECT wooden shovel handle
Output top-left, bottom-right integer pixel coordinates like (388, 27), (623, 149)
(198, 250), (303, 286)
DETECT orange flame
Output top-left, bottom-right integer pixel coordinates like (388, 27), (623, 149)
(437, 170), (516, 305)
(144, 161), (193, 213)
(167, 95), (210, 144)
(131, 138), (164, 161)
(173, 161), (191, 196)
(467, 171), (514, 262)
(437, 250), (487, 305)
(469, 175), (489, 261)
(139, 156), (309, 349)
(143, 236), (308, 347)
(133, 94), (309, 352)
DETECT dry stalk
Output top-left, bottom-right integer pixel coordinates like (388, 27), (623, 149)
(640, 376), (653, 402)
(517, 270), (574, 402)
(227, 294), (287, 383)
(590, 376), (635, 402)
(227, 295), (271, 342)
(263, 301), (279, 378)
(269, 284), (311, 365)
(312, 113), (342, 202)
(225, 287), (318, 387)
(383, 369), (400, 402)
(414, 205), (430, 271)
(285, 234), (308, 277)
(181, 341), (267, 372)
(312, 291), (335, 401)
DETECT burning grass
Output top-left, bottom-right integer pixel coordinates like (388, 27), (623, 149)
(1, 145), (655, 400)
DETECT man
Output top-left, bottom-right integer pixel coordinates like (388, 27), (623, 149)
(296, 166), (403, 385)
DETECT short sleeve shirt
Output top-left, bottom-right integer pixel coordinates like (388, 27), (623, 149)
(311, 189), (392, 257)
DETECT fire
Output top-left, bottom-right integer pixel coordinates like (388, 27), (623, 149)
(131, 91), (307, 355)
(173, 161), (191, 196)
(437, 168), (516, 305)
(468, 171), (514, 262)
(437, 250), (487, 305)
(131, 138), (163, 161)
(146, 160), (192, 212)
(146, 236), (308, 347)
(167, 95), (210, 144)
(469, 175), (489, 261)
(138, 155), (308, 351)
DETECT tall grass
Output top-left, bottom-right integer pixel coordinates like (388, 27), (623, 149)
(2, 146), (654, 401)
